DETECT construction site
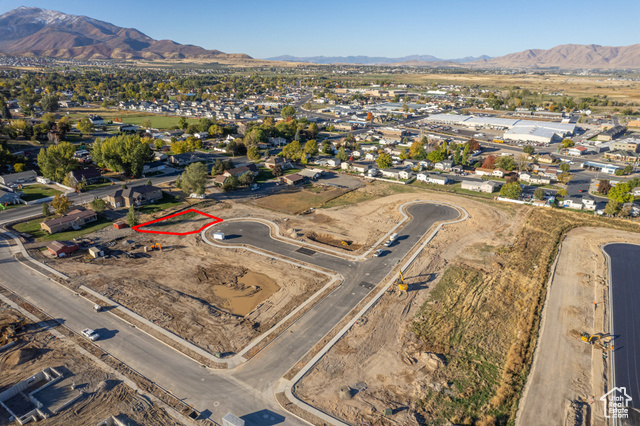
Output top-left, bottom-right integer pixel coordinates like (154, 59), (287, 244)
(0, 302), (180, 425)
(6, 179), (640, 425)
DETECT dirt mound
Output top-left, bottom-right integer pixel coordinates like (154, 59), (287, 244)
(306, 232), (362, 252)
(2, 347), (38, 368)
(195, 265), (245, 286)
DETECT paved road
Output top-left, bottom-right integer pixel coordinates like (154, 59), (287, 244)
(604, 243), (640, 425)
(0, 202), (459, 424)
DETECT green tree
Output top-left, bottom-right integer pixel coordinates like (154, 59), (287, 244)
(39, 95), (59, 112)
(154, 139), (164, 150)
(561, 139), (575, 148)
(533, 188), (545, 200)
(180, 162), (208, 195)
(308, 122), (319, 138)
(91, 135), (153, 178)
(608, 183), (633, 203)
(304, 139), (319, 157)
(222, 175), (239, 191)
(42, 202), (50, 217)
(239, 172), (254, 186)
(427, 150), (446, 163)
(623, 164), (634, 175)
(399, 148), (408, 160)
(560, 162), (571, 173)
(272, 165), (283, 177)
(208, 124), (223, 138)
(13, 163), (25, 172)
(281, 105), (296, 120)
(247, 145), (261, 162)
(322, 140), (332, 154)
(557, 188), (568, 197)
(500, 182), (522, 199)
(77, 117), (94, 136)
(178, 117), (188, 130)
(282, 140), (303, 161)
(37, 142), (78, 183)
(90, 198), (106, 213)
(336, 147), (349, 162)
(604, 199), (622, 216)
(495, 156), (516, 171)
(376, 153), (393, 169)
(57, 116), (71, 138)
(142, 119), (152, 129)
(126, 205), (138, 227)
(51, 194), (71, 215)
(523, 145), (535, 155)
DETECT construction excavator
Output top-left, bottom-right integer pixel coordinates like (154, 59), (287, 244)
(581, 332), (612, 349)
(397, 271), (408, 292)
(1, 317), (27, 342)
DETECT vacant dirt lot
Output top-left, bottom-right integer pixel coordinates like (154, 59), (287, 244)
(254, 184), (349, 214)
(41, 202), (327, 355)
(295, 192), (527, 425)
(295, 196), (640, 425)
(518, 228), (640, 426)
(0, 305), (178, 425)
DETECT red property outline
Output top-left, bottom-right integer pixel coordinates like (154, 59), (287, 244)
(132, 209), (223, 236)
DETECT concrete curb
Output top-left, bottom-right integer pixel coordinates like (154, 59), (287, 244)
(601, 244), (616, 426)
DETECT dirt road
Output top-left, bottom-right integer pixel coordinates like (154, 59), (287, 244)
(517, 228), (640, 426)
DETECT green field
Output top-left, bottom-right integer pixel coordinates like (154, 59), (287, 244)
(18, 185), (63, 202)
(14, 216), (112, 242)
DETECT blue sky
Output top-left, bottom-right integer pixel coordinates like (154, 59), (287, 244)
(1, 0), (639, 58)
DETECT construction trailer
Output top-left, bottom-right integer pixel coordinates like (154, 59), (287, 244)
(222, 413), (245, 426)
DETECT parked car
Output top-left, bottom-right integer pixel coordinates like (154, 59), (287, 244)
(383, 240), (392, 247)
(373, 249), (383, 257)
(81, 328), (100, 341)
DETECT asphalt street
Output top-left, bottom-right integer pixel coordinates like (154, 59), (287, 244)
(604, 243), (640, 424)
(0, 202), (460, 424)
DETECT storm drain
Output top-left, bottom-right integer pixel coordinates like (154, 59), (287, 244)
(296, 247), (316, 256)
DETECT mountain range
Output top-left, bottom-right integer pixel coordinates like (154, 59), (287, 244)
(0, 7), (250, 61)
(264, 54), (492, 65)
(0, 7), (639, 69)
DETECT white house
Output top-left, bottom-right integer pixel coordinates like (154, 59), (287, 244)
(434, 160), (453, 172)
(417, 173), (450, 185)
(562, 197), (584, 210)
(327, 158), (341, 167)
(582, 196), (596, 211)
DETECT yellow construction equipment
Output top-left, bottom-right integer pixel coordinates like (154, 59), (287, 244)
(151, 243), (161, 250)
(581, 332), (611, 345)
(397, 271), (408, 292)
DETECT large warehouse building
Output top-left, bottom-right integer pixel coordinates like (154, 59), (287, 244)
(426, 113), (575, 144)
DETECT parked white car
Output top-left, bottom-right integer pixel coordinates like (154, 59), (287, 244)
(81, 328), (100, 341)
(373, 249), (383, 257)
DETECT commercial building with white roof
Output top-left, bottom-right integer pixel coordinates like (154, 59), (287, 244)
(425, 113), (575, 143)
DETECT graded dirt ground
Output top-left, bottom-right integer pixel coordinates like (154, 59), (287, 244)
(518, 228), (640, 426)
(253, 185), (349, 215)
(0, 305), (179, 425)
(294, 186), (640, 425)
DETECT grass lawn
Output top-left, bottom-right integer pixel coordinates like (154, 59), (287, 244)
(256, 167), (274, 183)
(84, 181), (115, 192)
(136, 193), (184, 216)
(14, 216), (112, 242)
(18, 185), (63, 202)
(282, 167), (301, 176)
